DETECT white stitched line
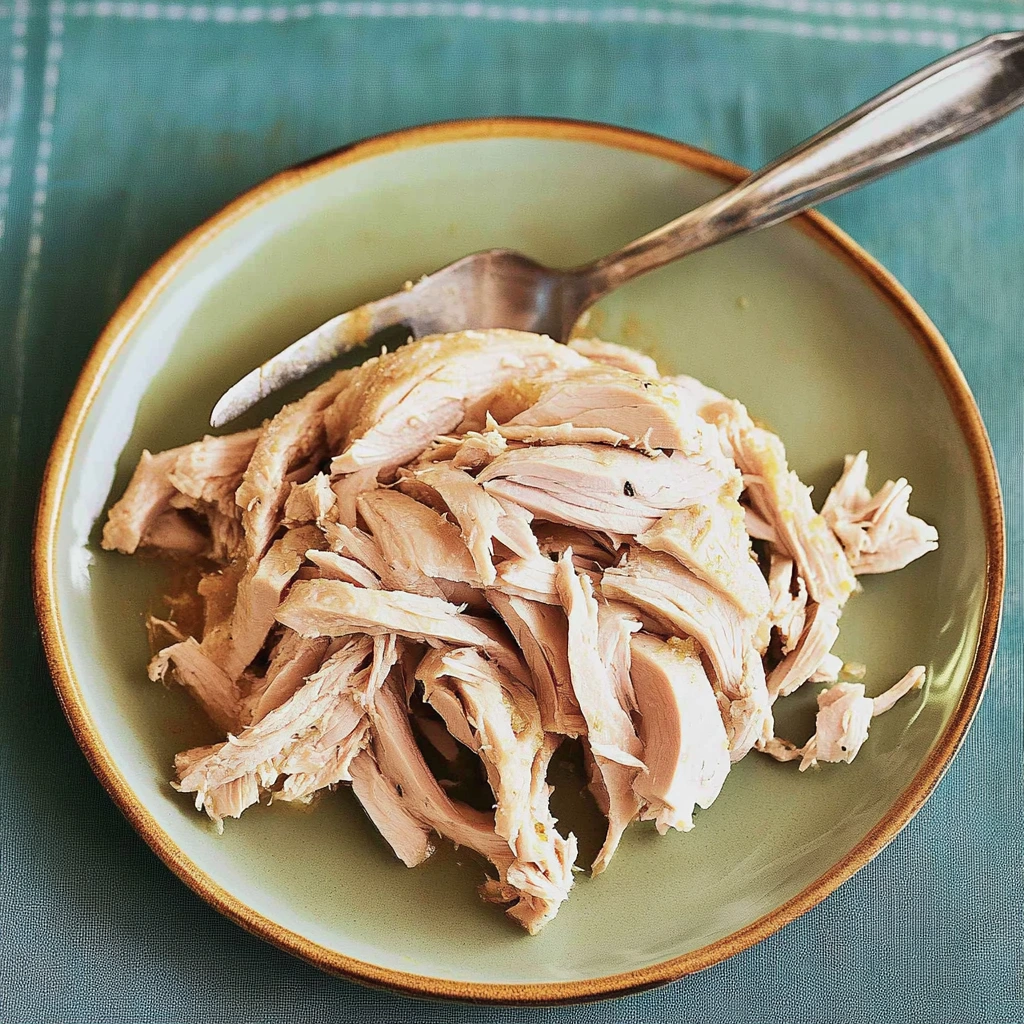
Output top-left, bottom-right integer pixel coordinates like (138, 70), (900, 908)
(7, 2), (63, 507)
(60, 0), (972, 45)
(62, 0), (1024, 32)
(658, 0), (1024, 30)
(0, 0), (29, 242)
(17, 6), (62, 284)
(72, 1), (966, 47)
(59, 2), (970, 48)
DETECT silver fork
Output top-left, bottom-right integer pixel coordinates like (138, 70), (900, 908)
(212, 32), (1024, 428)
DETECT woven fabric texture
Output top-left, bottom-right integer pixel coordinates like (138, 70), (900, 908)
(0, 3), (1021, 1021)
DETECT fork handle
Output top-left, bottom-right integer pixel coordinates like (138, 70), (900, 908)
(578, 32), (1024, 296)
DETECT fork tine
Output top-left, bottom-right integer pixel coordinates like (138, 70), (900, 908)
(209, 290), (412, 428)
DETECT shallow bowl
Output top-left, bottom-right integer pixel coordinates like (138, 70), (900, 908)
(34, 118), (1004, 1004)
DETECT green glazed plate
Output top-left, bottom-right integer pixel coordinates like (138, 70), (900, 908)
(34, 119), (1004, 1005)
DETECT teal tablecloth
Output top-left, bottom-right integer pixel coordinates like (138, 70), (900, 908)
(1, 2), (1022, 1021)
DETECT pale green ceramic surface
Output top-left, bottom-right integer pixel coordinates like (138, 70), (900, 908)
(52, 131), (989, 987)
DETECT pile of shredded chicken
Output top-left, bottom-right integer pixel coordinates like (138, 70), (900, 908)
(102, 330), (938, 933)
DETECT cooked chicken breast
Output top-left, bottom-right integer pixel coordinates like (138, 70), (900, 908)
(408, 461), (538, 585)
(331, 330), (586, 474)
(567, 337), (660, 377)
(148, 636), (241, 734)
(486, 590), (585, 736)
(822, 451), (939, 574)
(418, 647), (576, 932)
(630, 634), (730, 833)
(702, 398), (857, 607)
(762, 666), (925, 771)
(602, 548), (750, 695)
(103, 429), (261, 558)
(496, 364), (709, 452)
(103, 329), (939, 934)
(243, 631), (333, 725)
(356, 489), (481, 586)
(202, 525), (325, 680)
(237, 366), (353, 561)
(275, 579), (525, 681)
(478, 443), (731, 536)
(349, 746), (435, 867)
(766, 602), (841, 701)
(556, 553), (645, 874)
(305, 549), (382, 589)
(283, 472), (336, 526)
(168, 429), (263, 516)
(637, 498), (769, 622)
(173, 637), (374, 823)
(767, 554), (808, 654)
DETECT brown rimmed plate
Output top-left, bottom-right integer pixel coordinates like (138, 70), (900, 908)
(33, 118), (1004, 1004)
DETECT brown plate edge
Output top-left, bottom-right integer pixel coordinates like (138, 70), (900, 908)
(31, 116), (1006, 1007)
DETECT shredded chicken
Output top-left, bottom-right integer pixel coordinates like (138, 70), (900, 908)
(603, 548), (751, 694)
(349, 746), (435, 867)
(822, 451), (939, 574)
(243, 631), (333, 725)
(491, 554), (600, 606)
(567, 337), (660, 377)
(277, 579), (511, 656)
(200, 525), (325, 680)
(533, 524), (617, 569)
(486, 590), (585, 736)
(636, 499), (769, 621)
(148, 636), (241, 733)
(761, 666), (926, 771)
(700, 399), (856, 607)
(103, 429), (261, 559)
(493, 364), (710, 452)
(237, 367), (353, 561)
(418, 648), (576, 931)
(767, 554), (808, 655)
(766, 601), (841, 701)
(172, 637), (375, 823)
(306, 549), (381, 589)
(405, 461), (538, 585)
(630, 634), (730, 833)
(103, 329), (937, 933)
(283, 472), (336, 526)
(329, 466), (379, 528)
(356, 488), (481, 587)
(478, 443), (732, 536)
(555, 553), (645, 875)
(330, 330), (586, 475)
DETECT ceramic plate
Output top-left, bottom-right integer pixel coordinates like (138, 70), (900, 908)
(34, 119), (1004, 1004)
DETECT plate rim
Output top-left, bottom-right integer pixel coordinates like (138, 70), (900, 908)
(31, 116), (1006, 1006)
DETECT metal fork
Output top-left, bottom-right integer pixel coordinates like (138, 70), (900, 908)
(212, 32), (1024, 428)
